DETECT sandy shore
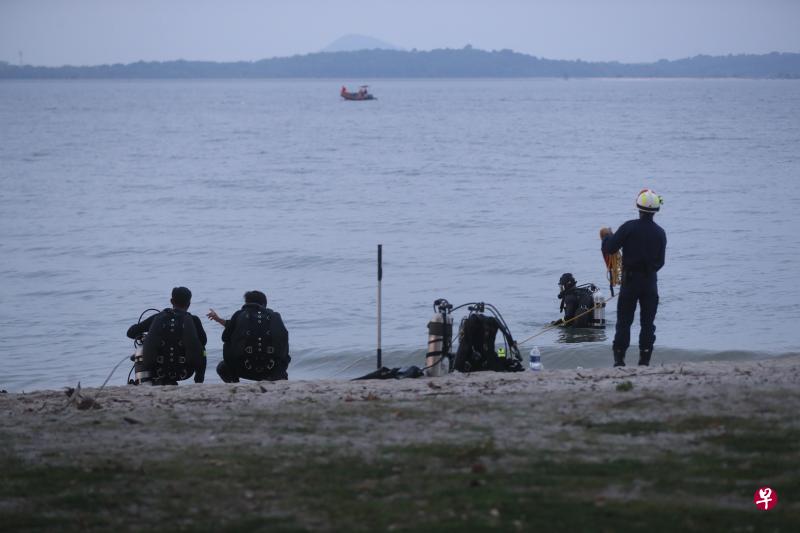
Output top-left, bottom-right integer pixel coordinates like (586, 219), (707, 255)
(2, 357), (799, 531)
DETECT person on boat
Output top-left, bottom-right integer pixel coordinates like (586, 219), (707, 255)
(551, 273), (593, 328)
(600, 189), (666, 367)
(126, 286), (207, 384)
(207, 290), (290, 382)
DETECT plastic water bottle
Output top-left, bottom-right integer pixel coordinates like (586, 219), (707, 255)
(529, 346), (543, 371)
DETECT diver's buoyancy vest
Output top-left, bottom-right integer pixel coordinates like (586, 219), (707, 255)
(231, 305), (288, 376)
(572, 288), (595, 328)
(143, 309), (201, 381)
(453, 313), (523, 373)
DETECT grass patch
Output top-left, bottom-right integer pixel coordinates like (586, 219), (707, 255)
(3, 399), (799, 531)
(2, 436), (799, 532)
(616, 380), (634, 392)
(588, 420), (666, 436)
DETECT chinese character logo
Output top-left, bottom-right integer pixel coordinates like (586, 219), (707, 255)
(754, 487), (778, 511)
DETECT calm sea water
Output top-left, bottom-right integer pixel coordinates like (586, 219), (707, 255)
(1, 79), (799, 392)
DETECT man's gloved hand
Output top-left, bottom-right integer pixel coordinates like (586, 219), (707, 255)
(599, 227), (613, 239)
(550, 319), (563, 326)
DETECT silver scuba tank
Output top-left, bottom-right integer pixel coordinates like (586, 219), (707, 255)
(132, 335), (152, 384)
(591, 287), (606, 329)
(426, 299), (453, 377)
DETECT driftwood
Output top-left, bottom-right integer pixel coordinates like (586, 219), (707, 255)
(63, 382), (101, 411)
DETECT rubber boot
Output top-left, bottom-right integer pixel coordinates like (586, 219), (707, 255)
(613, 348), (626, 367)
(638, 348), (652, 367)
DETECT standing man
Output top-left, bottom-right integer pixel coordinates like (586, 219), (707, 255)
(600, 189), (666, 367)
(126, 286), (207, 384)
(207, 290), (290, 382)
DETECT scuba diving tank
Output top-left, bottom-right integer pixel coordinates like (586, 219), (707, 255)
(131, 335), (152, 385)
(592, 287), (606, 329)
(426, 299), (453, 377)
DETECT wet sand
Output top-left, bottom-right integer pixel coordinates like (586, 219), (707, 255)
(1, 356), (799, 531)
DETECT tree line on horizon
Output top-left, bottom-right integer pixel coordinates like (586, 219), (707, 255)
(1, 47), (799, 79)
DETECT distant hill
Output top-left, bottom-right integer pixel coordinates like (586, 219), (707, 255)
(322, 34), (401, 53)
(2, 47), (799, 79)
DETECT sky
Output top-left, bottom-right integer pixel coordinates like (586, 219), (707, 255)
(1, 0), (799, 67)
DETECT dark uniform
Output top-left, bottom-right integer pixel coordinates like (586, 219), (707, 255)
(601, 215), (667, 365)
(217, 303), (290, 382)
(127, 309), (208, 383)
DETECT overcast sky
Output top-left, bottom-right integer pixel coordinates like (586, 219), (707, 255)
(1, 0), (799, 66)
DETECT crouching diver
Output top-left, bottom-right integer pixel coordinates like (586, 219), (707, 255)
(552, 273), (594, 328)
(207, 290), (290, 382)
(126, 286), (207, 384)
(600, 189), (666, 367)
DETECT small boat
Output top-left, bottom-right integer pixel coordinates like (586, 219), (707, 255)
(341, 85), (376, 101)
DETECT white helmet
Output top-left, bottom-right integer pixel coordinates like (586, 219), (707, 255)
(636, 189), (662, 213)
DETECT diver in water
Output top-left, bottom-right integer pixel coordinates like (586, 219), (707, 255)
(551, 273), (594, 328)
(600, 189), (667, 367)
(126, 286), (207, 384)
(207, 290), (290, 382)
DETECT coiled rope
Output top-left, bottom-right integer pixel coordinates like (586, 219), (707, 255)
(605, 251), (623, 297)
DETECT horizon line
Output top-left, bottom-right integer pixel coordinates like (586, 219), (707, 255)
(2, 46), (799, 70)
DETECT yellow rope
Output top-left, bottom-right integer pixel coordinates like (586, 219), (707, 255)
(605, 251), (622, 292)
(516, 292), (618, 347)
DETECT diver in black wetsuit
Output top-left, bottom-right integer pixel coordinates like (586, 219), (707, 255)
(207, 291), (290, 383)
(552, 273), (593, 328)
(600, 189), (667, 367)
(126, 286), (207, 384)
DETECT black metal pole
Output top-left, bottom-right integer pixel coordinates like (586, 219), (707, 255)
(377, 244), (382, 369)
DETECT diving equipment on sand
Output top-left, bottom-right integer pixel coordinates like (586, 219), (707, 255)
(452, 302), (524, 373)
(425, 299), (453, 377)
(423, 300), (522, 374)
